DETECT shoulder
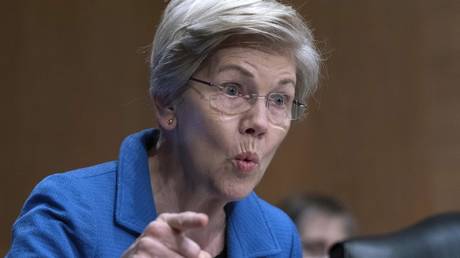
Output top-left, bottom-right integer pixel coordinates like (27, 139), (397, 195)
(33, 161), (117, 193)
(23, 161), (118, 209)
(48, 161), (117, 180)
(8, 161), (119, 257)
(21, 160), (119, 225)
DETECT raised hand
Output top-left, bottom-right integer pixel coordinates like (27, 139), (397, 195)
(121, 212), (212, 258)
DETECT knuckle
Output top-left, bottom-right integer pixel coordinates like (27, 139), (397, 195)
(158, 212), (172, 221)
(131, 255), (147, 258)
(182, 211), (194, 216)
(146, 220), (169, 236)
(200, 251), (212, 258)
(136, 237), (152, 251)
(181, 241), (201, 257)
(176, 216), (185, 227)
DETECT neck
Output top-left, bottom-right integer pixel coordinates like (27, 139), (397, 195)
(148, 137), (227, 256)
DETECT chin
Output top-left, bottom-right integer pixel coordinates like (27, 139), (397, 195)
(223, 188), (253, 201)
(217, 176), (261, 201)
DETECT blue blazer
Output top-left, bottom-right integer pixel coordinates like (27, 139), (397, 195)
(7, 129), (301, 257)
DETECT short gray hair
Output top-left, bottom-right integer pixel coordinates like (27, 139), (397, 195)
(150, 0), (320, 107)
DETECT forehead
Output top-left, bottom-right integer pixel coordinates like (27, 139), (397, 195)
(202, 46), (296, 80)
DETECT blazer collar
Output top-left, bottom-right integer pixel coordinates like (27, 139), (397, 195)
(115, 128), (159, 234)
(114, 129), (281, 256)
(226, 193), (282, 257)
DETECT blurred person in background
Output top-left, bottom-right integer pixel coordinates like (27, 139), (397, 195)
(279, 194), (357, 258)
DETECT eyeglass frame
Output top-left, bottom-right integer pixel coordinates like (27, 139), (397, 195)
(189, 77), (307, 121)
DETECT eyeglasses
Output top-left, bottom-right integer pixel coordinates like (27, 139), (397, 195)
(189, 77), (307, 125)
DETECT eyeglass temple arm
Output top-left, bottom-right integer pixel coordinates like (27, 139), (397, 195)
(190, 77), (213, 87)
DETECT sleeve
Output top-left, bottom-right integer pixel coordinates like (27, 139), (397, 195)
(6, 174), (96, 258)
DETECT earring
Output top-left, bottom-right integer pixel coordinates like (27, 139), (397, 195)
(167, 119), (174, 125)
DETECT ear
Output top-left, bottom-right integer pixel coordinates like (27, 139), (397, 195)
(153, 96), (177, 130)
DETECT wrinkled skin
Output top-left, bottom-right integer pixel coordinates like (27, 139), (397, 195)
(122, 47), (297, 257)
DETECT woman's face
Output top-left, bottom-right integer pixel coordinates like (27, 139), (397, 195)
(174, 47), (297, 200)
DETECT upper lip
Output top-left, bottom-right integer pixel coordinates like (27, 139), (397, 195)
(234, 152), (260, 164)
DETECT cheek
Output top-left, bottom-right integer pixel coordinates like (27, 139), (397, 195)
(178, 102), (237, 156)
(260, 124), (290, 167)
(272, 122), (290, 133)
(266, 122), (290, 151)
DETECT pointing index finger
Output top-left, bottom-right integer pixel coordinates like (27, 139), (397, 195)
(159, 212), (209, 232)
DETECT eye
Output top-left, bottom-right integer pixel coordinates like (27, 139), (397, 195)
(269, 93), (289, 107)
(222, 83), (242, 97)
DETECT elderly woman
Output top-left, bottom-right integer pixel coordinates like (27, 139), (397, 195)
(7, 0), (319, 257)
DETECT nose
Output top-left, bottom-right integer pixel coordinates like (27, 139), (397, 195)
(239, 99), (269, 138)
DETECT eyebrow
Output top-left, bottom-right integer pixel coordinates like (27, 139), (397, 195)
(218, 64), (295, 85)
(279, 78), (296, 87)
(217, 64), (254, 78)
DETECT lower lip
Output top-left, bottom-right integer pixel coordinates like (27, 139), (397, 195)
(234, 160), (258, 173)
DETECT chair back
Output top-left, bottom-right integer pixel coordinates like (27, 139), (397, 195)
(329, 212), (460, 258)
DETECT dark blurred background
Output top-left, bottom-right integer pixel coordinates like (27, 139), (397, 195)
(1, 0), (459, 255)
